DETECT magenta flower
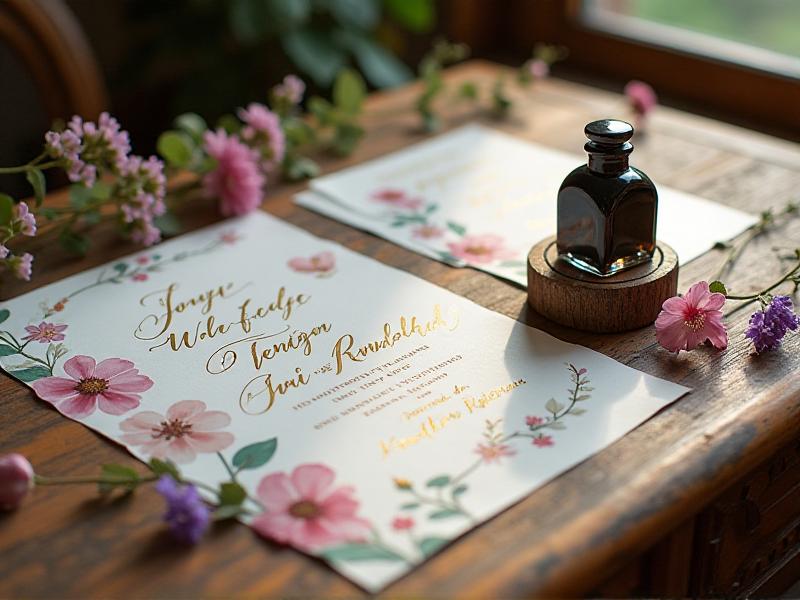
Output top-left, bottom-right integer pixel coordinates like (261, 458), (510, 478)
(13, 202), (37, 236)
(272, 74), (305, 105)
(287, 251), (336, 275)
(625, 80), (658, 131)
(370, 188), (423, 211)
(203, 129), (265, 217)
(0, 245), (7, 259)
(252, 463), (371, 553)
(155, 475), (210, 544)
(135, 256), (149, 265)
(22, 322), (67, 344)
(655, 281), (727, 353)
(745, 295), (799, 353)
(475, 443), (516, 464)
(532, 434), (554, 448)
(0, 453), (34, 510)
(447, 234), (515, 265)
(32, 355), (153, 419)
(132, 273), (148, 282)
(391, 516), (415, 531)
(525, 415), (544, 427)
(412, 225), (444, 240)
(238, 103), (286, 169)
(119, 400), (234, 464)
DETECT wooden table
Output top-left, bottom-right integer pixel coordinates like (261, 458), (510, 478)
(2, 61), (799, 598)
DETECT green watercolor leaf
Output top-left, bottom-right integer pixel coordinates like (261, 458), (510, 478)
(547, 421), (566, 430)
(321, 543), (405, 563)
(446, 221), (467, 236)
(571, 408), (587, 416)
(0, 344), (18, 357)
(148, 458), (180, 479)
(98, 463), (140, 494)
(400, 502), (420, 510)
(417, 535), (448, 557)
(113, 262), (128, 273)
(429, 508), (461, 520)
(575, 394), (591, 401)
(545, 398), (563, 414)
(426, 474), (450, 488)
(26, 168), (46, 206)
(452, 484), (468, 496)
(0, 194), (14, 224)
(0, 308), (10, 324)
(157, 131), (194, 168)
(232, 437), (278, 471)
(9, 366), (51, 382)
(709, 280), (728, 295)
(219, 482), (247, 506)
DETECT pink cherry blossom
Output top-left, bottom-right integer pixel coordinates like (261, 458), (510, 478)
(532, 434), (554, 448)
(22, 322), (68, 344)
(119, 400), (234, 464)
(412, 225), (444, 240)
(287, 251), (336, 275)
(203, 129), (265, 217)
(391, 516), (415, 531)
(447, 234), (515, 265)
(655, 281), (728, 353)
(32, 355), (153, 419)
(370, 188), (423, 211)
(525, 415), (544, 427)
(475, 443), (516, 464)
(252, 463), (371, 553)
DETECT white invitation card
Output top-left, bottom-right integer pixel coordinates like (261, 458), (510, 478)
(297, 125), (756, 285)
(0, 212), (688, 591)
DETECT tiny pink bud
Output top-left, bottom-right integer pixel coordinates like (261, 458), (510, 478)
(0, 453), (34, 510)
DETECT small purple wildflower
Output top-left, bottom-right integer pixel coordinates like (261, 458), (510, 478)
(745, 295), (799, 353)
(237, 103), (285, 170)
(12, 202), (37, 236)
(117, 154), (167, 247)
(9, 253), (33, 281)
(0, 245), (8, 259)
(155, 475), (210, 544)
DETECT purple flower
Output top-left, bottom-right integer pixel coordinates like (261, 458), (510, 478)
(272, 74), (305, 105)
(11, 253), (33, 281)
(155, 475), (210, 544)
(745, 295), (799, 353)
(118, 155), (167, 247)
(237, 103), (286, 169)
(12, 201), (37, 236)
(0, 245), (8, 259)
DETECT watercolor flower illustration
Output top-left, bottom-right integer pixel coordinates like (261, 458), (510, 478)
(119, 400), (234, 464)
(474, 443), (516, 464)
(391, 516), (415, 531)
(31, 355), (153, 418)
(252, 463), (371, 553)
(655, 281), (727, 353)
(412, 225), (445, 240)
(532, 434), (554, 448)
(370, 188), (423, 211)
(446, 234), (515, 265)
(287, 251), (336, 275)
(220, 231), (240, 245)
(21, 322), (67, 344)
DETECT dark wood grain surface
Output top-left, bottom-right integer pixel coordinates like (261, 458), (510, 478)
(1, 61), (799, 598)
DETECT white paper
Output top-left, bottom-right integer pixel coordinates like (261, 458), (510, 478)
(298, 124), (756, 285)
(0, 212), (689, 591)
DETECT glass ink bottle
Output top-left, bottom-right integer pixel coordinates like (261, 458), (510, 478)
(556, 119), (657, 277)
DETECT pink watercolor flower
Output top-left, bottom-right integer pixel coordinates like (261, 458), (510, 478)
(119, 400), (234, 464)
(203, 129), (265, 217)
(655, 281), (728, 353)
(22, 322), (67, 344)
(287, 251), (336, 275)
(447, 234), (515, 265)
(252, 463), (371, 553)
(220, 231), (240, 245)
(412, 225), (444, 240)
(625, 80), (658, 123)
(532, 434), (554, 448)
(475, 443), (516, 464)
(135, 256), (150, 265)
(31, 355), (153, 419)
(392, 516), (415, 531)
(370, 188), (423, 211)
(132, 273), (149, 282)
(525, 415), (544, 427)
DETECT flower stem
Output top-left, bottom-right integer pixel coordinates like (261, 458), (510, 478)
(724, 255), (800, 301)
(0, 161), (60, 174)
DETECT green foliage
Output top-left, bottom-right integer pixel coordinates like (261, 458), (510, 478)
(157, 131), (195, 168)
(333, 68), (367, 114)
(149, 458), (181, 479)
(174, 113), (208, 142)
(8, 366), (51, 382)
(384, 0), (436, 32)
(322, 543), (405, 563)
(709, 280), (728, 295)
(232, 437), (278, 470)
(417, 536), (448, 557)
(219, 481), (247, 506)
(59, 228), (90, 256)
(98, 464), (140, 494)
(426, 474), (450, 488)
(0, 308), (9, 324)
(25, 169), (46, 206)
(0, 194), (13, 225)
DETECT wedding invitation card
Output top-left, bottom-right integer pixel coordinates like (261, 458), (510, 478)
(0, 212), (689, 591)
(297, 125), (756, 285)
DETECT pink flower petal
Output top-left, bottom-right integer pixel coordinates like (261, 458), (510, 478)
(660, 296), (689, 316)
(167, 400), (207, 421)
(186, 431), (235, 453)
(288, 257), (315, 272)
(162, 438), (197, 464)
(58, 394), (97, 418)
(699, 292), (726, 311)
(290, 464), (336, 501)
(257, 472), (298, 511)
(63, 355), (96, 380)
(316, 514), (371, 544)
(320, 486), (359, 518)
(119, 410), (165, 432)
(683, 281), (710, 306)
(252, 511), (302, 546)
(119, 432), (159, 445)
(96, 390), (141, 415)
(189, 410), (231, 431)
(31, 376), (79, 401)
(94, 358), (135, 380)
(107, 371), (154, 393)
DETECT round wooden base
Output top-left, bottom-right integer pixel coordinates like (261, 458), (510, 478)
(527, 237), (679, 333)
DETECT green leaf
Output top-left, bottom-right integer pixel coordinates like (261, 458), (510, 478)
(231, 437), (278, 471)
(400, 502), (420, 510)
(575, 394), (591, 401)
(429, 508), (461, 520)
(452, 484), (468, 496)
(216, 114), (242, 135)
(148, 458), (180, 479)
(112, 262), (128, 274)
(426, 474), (450, 488)
(417, 536), (448, 557)
(69, 184), (93, 209)
(0, 308), (9, 324)
(384, 0), (435, 32)
(157, 131), (194, 168)
(213, 504), (244, 521)
(340, 31), (413, 88)
(82, 210), (102, 226)
(571, 408), (587, 415)
(98, 463), (140, 494)
(328, 0), (379, 30)
(90, 181), (111, 200)
(0, 344), (18, 357)
(321, 543), (405, 563)
(709, 280), (728, 295)
(547, 421), (566, 430)
(331, 123), (365, 157)
(9, 366), (51, 382)
(285, 156), (320, 181)
(219, 482), (247, 506)
(282, 30), (347, 87)
(308, 96), (335, 126)
(26, 169), (46, 206)
(333, 68), (367, 115)
(545, 398), (563, 414)
(153, 213), (183, 236)
(174, 112), (208, 141)
(38, 207), (58, 220)
(0, 194), (14, 224)
(446, 221), (466, 236)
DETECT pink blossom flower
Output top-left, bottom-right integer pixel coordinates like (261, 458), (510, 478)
(11, 253), (33, 281)
(0, 453), (34, 510)
(203, 129), (265, 217)
(625, 80), (658, 123)
(272, 74), (305, 105)
(412, 225), (444, 240)
(22, 322), (68, 344)
(135, 256), (150, 265)
(32, 355), (153, 419)
(132, 273), (148, 282)
(252, 463), (371, 553)
(532, 434), (554, 448)
(392, 516), (415, 531)
(0, 245), (7, 259)
(655, 281), (727, 353)
(525, 415), (544, 427)
(220, 231), (240, 245)
(287, 251), (336, 275)
(119, 400), (234, 464)
(527, 58), (550, 79)
(238, 103), (285, 169)
(370, 188), (423, 211)
(13, 202), (37, 236)
(447, 234), (515, 265)
(119, 155), (167, 247)
(475, 443), (516, 464)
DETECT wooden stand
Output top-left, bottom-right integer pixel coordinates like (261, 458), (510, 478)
(527, 237), (679, 333)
